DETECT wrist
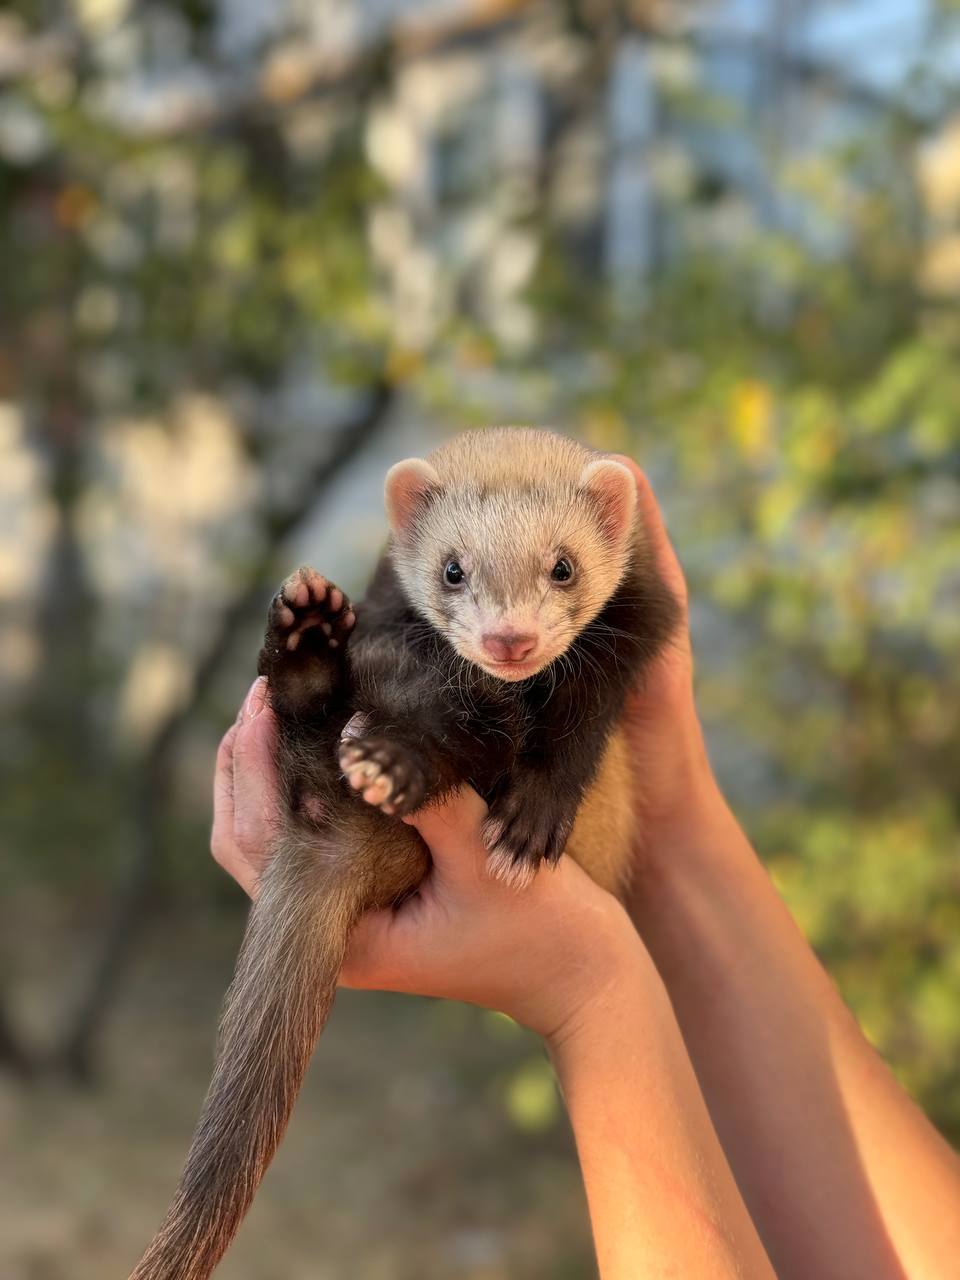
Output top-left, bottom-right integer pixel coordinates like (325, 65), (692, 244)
(546, 948), (678, 1110)
(540, 903), (662, 1053)
(625, 777), (754, 940)
(635, 702), (749, 866)
(649, 775), (737, 860)
(626, 687), (727, 852)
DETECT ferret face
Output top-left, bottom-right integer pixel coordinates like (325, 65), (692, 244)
(385, 451), (637, 681)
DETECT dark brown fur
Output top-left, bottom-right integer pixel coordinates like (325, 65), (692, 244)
(130, 438), (677, 1279)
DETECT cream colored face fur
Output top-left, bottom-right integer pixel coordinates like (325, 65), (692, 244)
(385, 430), (637, 681)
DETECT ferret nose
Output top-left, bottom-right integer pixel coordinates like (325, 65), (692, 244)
(482, 632), (537, 663)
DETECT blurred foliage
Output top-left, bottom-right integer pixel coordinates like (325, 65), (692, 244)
(600, 259), (959, 1131)
(390, 18), (960, 1139)
(0, 0), (958, 1162)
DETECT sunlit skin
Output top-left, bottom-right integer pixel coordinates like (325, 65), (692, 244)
(212, 462), (960, 1280)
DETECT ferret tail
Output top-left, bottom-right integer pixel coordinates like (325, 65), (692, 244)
(129, 833), (363, 1280)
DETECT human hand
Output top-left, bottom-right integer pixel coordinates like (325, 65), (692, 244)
(341, 787), (651, 1043)
(612, 458), (731, 878)
(210, 675), (280, 899)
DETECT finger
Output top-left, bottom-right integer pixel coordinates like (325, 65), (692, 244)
(241, 674), (268, 721)
(402, 786), (491, 882)
(339, 907), (404, 991)
(232, 700), (282, 852)
(210, 721), (240, 864)
(612, 455), (688, 611)
(340, 902), (442, 995)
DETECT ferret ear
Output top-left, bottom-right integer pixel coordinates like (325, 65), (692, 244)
(384, 458), (442, 537)
(578, 458), (637, 545)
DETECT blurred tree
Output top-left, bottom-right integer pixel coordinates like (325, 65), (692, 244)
(0, 0), (401, 1074)
(0, 0), (957, 1157)
(380, 2), (960, 1141)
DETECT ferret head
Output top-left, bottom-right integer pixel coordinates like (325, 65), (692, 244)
(384, 431), (637, 681)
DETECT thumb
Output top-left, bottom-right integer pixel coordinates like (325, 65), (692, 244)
(211, 719), (240, 852)
(231, 677), (275, 781)
(611, 455), (688, 612)
(402, 786), (491, 884)
(231, 685), (282, 851)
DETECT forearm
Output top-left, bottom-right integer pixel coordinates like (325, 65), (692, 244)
(629, 781), (960, 1280)
(548, 935), (774, 1280)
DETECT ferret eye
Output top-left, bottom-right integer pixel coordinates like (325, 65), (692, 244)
(443, 560), (465, 587)
(551, 557), (574, 584)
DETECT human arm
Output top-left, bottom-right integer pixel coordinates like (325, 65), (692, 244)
(616, 458), (960, 1280)
(343, 791), (775, 1280)
(546, 946), (776, 1280)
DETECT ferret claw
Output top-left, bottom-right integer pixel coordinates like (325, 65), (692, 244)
(485, 845), (537, 888)
(337, 735), (427, 818)
(480, 791), (572, 884)
(269, 567), (355, 656)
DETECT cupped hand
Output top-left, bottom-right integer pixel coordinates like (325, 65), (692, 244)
(610, 458), (726, 870)
(210, 675), (279, 899)
(210, 461), (717, 1034)
(341, 788), (646, 1042)
(210, 686), (646, 1040)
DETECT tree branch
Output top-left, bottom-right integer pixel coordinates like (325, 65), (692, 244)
(53, 378), (396, 1079)
(0, 992), (35, 1078)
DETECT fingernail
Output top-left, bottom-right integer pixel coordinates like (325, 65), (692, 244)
(243, 676), (268, 720)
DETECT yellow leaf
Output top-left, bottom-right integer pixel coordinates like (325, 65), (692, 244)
(730, 379), (773, 462)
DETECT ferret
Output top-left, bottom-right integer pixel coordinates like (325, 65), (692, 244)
(130, 428), (678, 1280)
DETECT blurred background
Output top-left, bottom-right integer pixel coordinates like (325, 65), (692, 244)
(1, 0), (959, 1276)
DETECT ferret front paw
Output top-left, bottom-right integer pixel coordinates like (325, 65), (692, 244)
(338, 736), (427, 817)
(269, 567), (355, 654)
(481, 792), (573, 887)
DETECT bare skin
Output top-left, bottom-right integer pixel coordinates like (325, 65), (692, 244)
(212, 464), (960, 1279)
